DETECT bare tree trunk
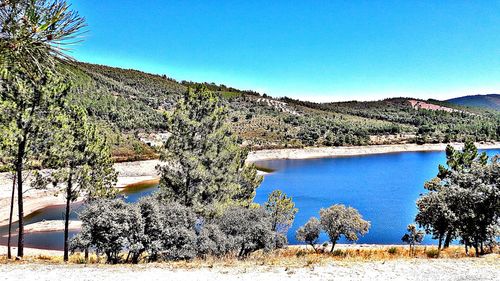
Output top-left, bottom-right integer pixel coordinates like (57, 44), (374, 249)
(63, 172), (73, 262)
(437, 234), (443, 251)
(7, 175), (16, 259)
(443, 232), (452, 248)
(16, 140), (26, 258)
(84, 248), (89, 263)
(330, 241), (337, 253)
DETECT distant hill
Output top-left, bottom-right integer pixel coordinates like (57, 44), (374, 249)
(445, 94), (500, 111)
(61, 62), (500, 161)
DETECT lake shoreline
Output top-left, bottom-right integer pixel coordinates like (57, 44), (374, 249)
(247, 142), (500, 162)
(1, 142), (499, 236)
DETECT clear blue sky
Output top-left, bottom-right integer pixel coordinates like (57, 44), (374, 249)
(70, 0), (500, 101)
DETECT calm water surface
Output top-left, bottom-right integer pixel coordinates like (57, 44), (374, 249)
(253, 149), (500, 245)
(1, 149), (499, 249)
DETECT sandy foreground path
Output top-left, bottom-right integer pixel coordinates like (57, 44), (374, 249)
(0, 258), (499, 281)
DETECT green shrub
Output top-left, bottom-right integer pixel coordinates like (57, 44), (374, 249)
(388, 247), (398, 254)
(426, 249), (440, 258)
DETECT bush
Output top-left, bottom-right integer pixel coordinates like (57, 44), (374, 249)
(426, 248), (440, 258)
(196, 223), (231, 258)
(387, 247), (398, 255)
(159, 202), (197, 260)
(217, 206), (275, 258)
(70, 199), (145, 264)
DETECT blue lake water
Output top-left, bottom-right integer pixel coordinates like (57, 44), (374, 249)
(253, 149), (500, 245)
(1, 149), (499, 250)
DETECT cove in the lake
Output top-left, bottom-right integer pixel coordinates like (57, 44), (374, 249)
(1, 149), (499, 250)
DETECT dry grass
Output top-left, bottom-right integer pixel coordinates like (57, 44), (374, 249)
(1, 245), (496, 268)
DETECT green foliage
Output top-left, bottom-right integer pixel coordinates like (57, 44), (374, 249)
(0, 0), (86, 258)
(264, 190), (298, 236)
(415, 142), (499, 256)
(319, 204), (370, 252)
(387, 247), (398, 254)
(73, 196), (283, 262)
(296, 217), (321, 252)
(41, 62), (500, 161)
(156, 87), (262, 216)
(216, 206), (275, 258)
(71, 199), (145, 264)
(401, 224), (424, 256)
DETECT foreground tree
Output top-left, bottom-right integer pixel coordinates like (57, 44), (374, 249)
(296, 217), (321, 252)
(157, 87), (262, 216)
(415, 186), (455, 251)
(415, 142), (499, 255)
(35, 106), (117, 261)
(401, 224), (424, 256)
(0, 0), (85, 257)
(444, 157), (499, 256)
(319, 204), (370, 252)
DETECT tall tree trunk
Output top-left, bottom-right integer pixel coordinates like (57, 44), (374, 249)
(437, 234), (443, 251)
(63, 172), (73, 262)
(443, 232), (452, 248)
(16, 140), (26, 258)
(7, 175), (16, 259)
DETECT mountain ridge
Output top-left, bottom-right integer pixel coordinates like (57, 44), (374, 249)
(445, 94), (500, 111)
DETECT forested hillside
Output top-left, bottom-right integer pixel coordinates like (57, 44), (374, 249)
(66, 62), (500, 161)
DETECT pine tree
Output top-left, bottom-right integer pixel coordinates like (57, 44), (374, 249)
(157, 87), (262, 217)
(0, 0), (85, 257)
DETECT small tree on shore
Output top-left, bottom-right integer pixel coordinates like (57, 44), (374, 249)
(296, 217), (321, 252)
(264, 190), (298, 246)
(319, 204), (370, 252)
(402, 224), (424, 256)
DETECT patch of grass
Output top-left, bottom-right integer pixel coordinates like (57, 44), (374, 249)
(332, 249), (346, 257)
(1, 245), (489, 268)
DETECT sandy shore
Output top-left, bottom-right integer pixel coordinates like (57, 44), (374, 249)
(0, 258), (498, 281)
(1, 220), (83, 236)
(247, 142), (500, 162)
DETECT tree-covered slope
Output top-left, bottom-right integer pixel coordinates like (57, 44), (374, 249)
(445, 94), (500, 111)
(65, 62), (500, 160)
